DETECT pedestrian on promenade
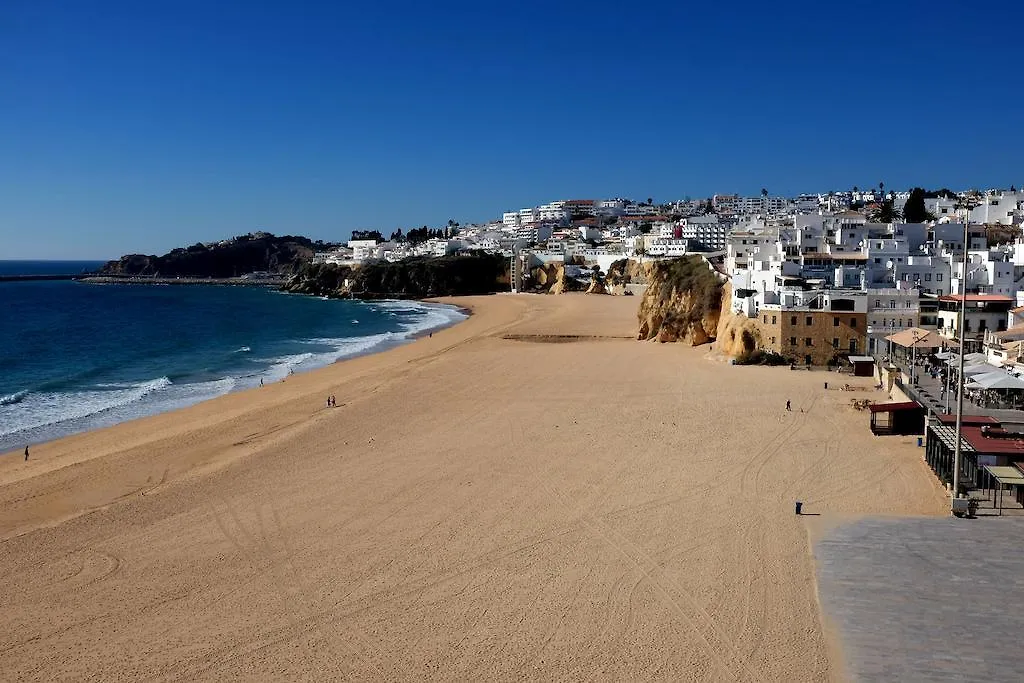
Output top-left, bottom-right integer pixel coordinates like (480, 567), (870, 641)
(24, 445), (29, 461)
(786, 400), (792, 411)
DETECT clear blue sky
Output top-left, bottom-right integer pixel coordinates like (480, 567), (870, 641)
(2, 0), (1021, 259)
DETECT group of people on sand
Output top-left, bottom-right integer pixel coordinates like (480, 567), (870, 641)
(326, 395), (337, 408)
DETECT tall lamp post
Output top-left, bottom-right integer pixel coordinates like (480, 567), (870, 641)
(952, 197), (979, 506)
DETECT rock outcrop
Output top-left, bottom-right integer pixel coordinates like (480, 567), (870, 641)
(711, 284), (761, 357)
(636, 256), (726, 345)
(283, 253), (509, 299)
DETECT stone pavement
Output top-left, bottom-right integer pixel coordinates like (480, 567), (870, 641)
(816, 516), (1024, 682)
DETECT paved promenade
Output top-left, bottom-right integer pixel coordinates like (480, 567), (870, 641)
(816, 515), (1024, 682)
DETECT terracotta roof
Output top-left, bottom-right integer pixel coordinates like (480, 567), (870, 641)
(935, 414), (1000, 425)
(963, 426), (1024, 455)
(940, 294), (1014, 303)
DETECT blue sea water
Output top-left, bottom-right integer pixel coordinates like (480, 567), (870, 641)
(0, 261), (466, 452)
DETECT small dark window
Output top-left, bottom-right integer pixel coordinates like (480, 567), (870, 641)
(850, 318), (857, 328)
(806, 316), (812, 326)
(805, 338), (813, 347)
(789, 337), (797, 346)
(832, 338), (839, 348)
(790, 316), (797, 325)
(833, 317), (840, 327)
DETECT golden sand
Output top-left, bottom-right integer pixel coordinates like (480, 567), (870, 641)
(0, 293), (946, 680)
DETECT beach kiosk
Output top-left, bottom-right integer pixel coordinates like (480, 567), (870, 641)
(868, 401), (924, 435)
(847, 355), (875, 377)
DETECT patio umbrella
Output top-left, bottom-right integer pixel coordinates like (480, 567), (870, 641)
(973, 373), (1024, 390)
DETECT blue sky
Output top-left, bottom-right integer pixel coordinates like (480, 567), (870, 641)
(1, 0), (1021, 259)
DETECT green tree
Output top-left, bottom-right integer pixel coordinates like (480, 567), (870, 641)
(903, 188), (935, 223)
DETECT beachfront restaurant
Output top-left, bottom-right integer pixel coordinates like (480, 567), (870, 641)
(925, 414), (1024, 498)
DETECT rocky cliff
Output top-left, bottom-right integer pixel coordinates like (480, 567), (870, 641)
(283, 253), (509, 299)
(636, 256), (726, 345)
(712, 284), (762, 357)
(100, 232), (333, 278)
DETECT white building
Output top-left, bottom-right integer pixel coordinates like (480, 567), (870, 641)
(937, 294), (1013, 350)
(680, 215), (728, 250)
(867, 285), (921, 354)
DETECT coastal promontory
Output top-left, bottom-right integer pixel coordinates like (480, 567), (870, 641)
(98, 232), (333, 278)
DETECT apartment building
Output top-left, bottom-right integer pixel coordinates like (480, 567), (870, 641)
(757, 289), (868, 365)
(866, 286), (921, 354)
(937, 294), (1013, 352)
(679, 215), (728, 250)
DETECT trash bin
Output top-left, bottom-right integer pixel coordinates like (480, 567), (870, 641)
(917, 437), (923, 447)
(795, 501), (803, 515)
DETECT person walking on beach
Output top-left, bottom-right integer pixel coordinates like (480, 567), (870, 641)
(260, 378), (264, 387)
(786, 400), (791, 411)
(24, 445), (29, 461)
(330, 395), (336, 407)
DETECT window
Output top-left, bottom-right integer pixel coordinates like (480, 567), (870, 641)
(833, 317), (839, 327)
(771, 336), (776, 344)
(965, 321), (972, 332)
(805, 338), (813, 347)
(791, 316), (797, 325)
(806, 316), (812, 326)
(874, 258), (881, 264)
(874, 299), (880, 307)
(832, 338), (839, 349)
(890, 300), (896, 308)
(850, 318), (857, 328)
(772, 315), (777, 324)
(925, 273), (932, 281)
(789, 336), (797, 346)
(763, 314), (768, 324)
(849, 339), (858, 353)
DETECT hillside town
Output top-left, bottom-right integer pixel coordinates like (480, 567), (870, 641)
(314, 187), (1024, 365)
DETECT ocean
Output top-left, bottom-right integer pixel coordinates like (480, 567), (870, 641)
(0, 261), (466, 452)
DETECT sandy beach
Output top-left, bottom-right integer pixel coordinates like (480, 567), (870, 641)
(0, 293), (947, 681)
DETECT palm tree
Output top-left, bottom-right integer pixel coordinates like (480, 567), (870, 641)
(879, 181), (885, 198)
(761, 188), (768, 198)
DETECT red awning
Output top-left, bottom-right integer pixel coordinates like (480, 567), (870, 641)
(868, 401), (921, 413)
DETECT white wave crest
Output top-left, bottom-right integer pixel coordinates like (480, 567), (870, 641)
(0, 377), (172, 437)
(0, 390), (28, 407)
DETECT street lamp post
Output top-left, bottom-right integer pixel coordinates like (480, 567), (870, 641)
(952, 200), (978, 506)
